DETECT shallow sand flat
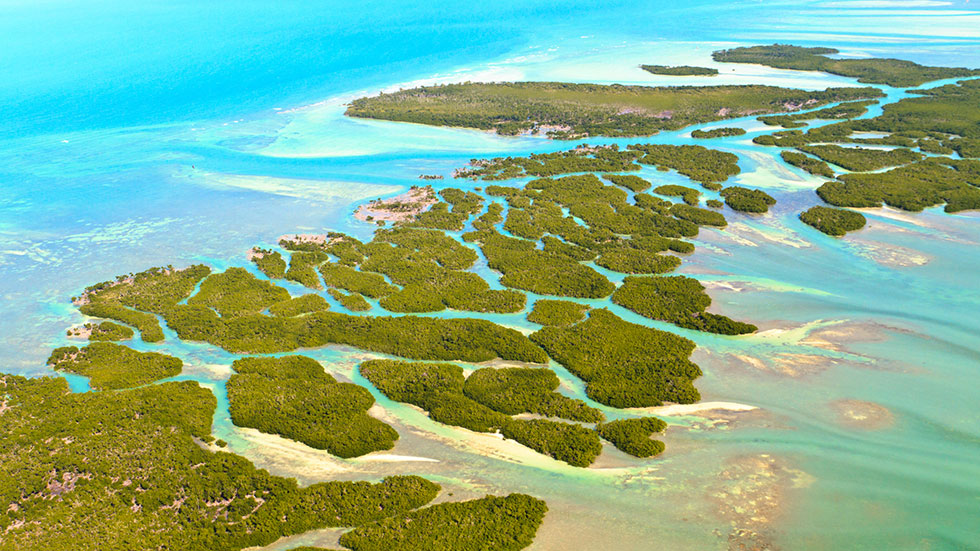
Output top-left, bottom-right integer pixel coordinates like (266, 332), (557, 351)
(65, 324), (93, 339)
(181, 362), (233, 379)
(755, 318), (900, 360)
(276, 233), (329, 245)
(256, 527), (347, 551)
(851, 239), (931, 267)
(403, 420), (572, 472)
(237, 428), (357, 478)
(701, 280), (748, 293)
(735, 150), (817, 191)
(245, 36), (882, 160)
(708, 454), (814, 550)
(257, 84), (529, 159)
(856, 206), (944, 230)
(237, 425), (441, 479)
(394, 408), (672, 478)
(355, 453), (440, 463)
(361, 397), (579, 472)
(700, 276), (834, 297)
(829, 399), (895, 430)
(353, 186), (438, 223)
(708, 229), (759, 249)
(730, 352), (838, 377)
(753, 318), (849, 346)
(728, 221), (813, 250)
(644, 401), (758, 416)
(192, 171), (400, 204)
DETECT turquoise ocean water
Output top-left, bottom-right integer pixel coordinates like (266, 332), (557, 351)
(2, 1), (979, 549)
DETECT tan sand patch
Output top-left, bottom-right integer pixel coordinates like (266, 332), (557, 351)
(354, 185), (438, 223)
(830, 399), (894, 430)
(66, 325), (93, 339)
(851, 239), (930, 267)
(729, 353), (837, 378)
(709, 454), (813, 550)
(277, 233), (329, 245)
(645, 401), (758, 417)
(800, 320), (901, 353)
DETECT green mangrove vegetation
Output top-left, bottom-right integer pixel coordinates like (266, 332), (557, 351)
(361, 360), (509, 432)
(456, 144), (747, 190)
(251, 248), (287, 279)
(816, 158), (980, 212)
(408, 202), (471, 231)
(633, 192), (672, 212)
(78, 301), (164, 342)
(47, 342), (182, 390)
(284, 227), (526, 315)
(268, 293), (332, 317)
(329, 288), (372, 312)
(77, 266), (541, 360)
(80, 265), (211, 314)
(0, 374), (440, 551)
(781, 150), (835, 178)
(69, 321), (134, 341)
(800, 206), (868, 236)
(758, 100), (877, 128)
(439, 187), (484, 214)
(691, 127), (746, 139)
(467, 229), (616, 298)
(527, 299), (590, 326)
(319, 263), (398, 298)
(603, 173), (651, 192)
(166, 305), (547, 360)
(462, 171), (714, 288)
(37, 47), (932, 548)
(712, 44), (979, 87)
(595, 418), (667, 458)
(749, 78), (980, 215)
(76, 265), (211, 343)
(455, 145), (641, 180)
(719, 186), (777, 213)
(670, 203), (727, 226)
(378, 271), (526, 314)
(463, 367), (604, 423)
(797, 144), (924, 172)
(286, 251), (328, 289)
(844, 79), (980, 148)
(281, 227), (529, 315)
(640, 64), (718, 76)
(78, 249), (544, 362)
(346, 81), (882, 138)
(188, 267), (291, 316)
(628, 144), (740, 189)
(530, 309), (701, 408)
(360, 360), (603, 466)
(752, 79), (980, 156)
(654, 184), (701, 206)
(500, 419), (602, 467)
(611, 276), (757, 335)
(338, 494), (547, 551)
(226, 356), (398, 457)
(596, 244), (682, 275)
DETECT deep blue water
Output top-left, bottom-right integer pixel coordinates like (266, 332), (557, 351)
(0, 0), (714, 136)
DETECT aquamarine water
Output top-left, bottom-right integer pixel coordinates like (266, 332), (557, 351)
(2, 1), (979, 549)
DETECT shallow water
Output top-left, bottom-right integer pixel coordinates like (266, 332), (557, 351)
(2, 1), (979, 549)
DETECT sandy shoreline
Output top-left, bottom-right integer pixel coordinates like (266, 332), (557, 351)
(642, 401), (758, 416)
(353, 186), (438, 223)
